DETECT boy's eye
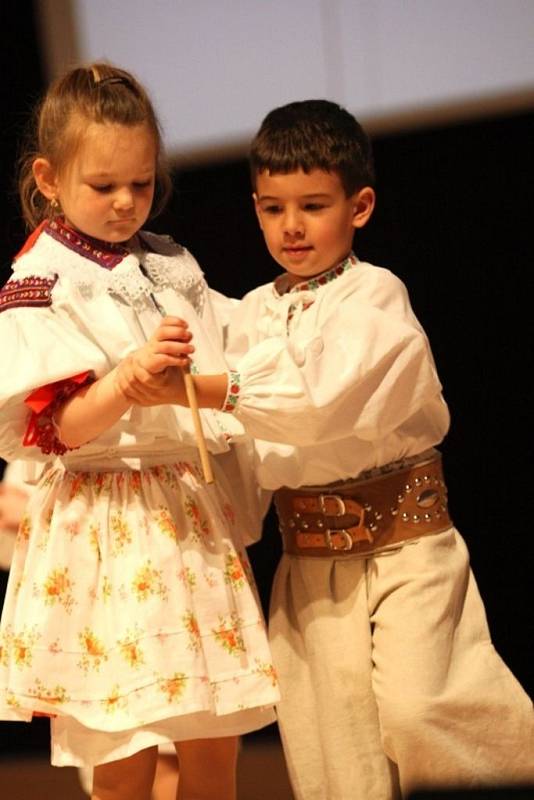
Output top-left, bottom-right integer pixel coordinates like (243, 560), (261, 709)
(304, 203), (326, 211)
(262, 204), (282, 215)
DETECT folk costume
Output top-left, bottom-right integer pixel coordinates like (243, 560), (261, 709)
(0, 218), (279, 767)
(223, 254), (534, 799)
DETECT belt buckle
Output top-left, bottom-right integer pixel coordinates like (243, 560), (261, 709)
(319, 493), (347, 516)
(319, 492), (372, 550)
(324, 528), (354, 551)
(319, 493), (354, 551)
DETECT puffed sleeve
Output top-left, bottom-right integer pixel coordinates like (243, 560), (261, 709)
(0, 284), (110, 461)
(223, 269), (444, 446)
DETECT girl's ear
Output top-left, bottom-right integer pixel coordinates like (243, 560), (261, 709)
(32, 158), (58, 201)
(351, 186), (376, 229)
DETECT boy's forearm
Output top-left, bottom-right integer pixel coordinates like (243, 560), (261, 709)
(189, 374), (228, 409)
(55, 368), (133, 448)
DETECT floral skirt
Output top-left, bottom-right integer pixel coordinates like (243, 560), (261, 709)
(0, 454), (279, 763)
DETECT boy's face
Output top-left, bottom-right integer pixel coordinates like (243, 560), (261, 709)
(253, 168), (374, 287)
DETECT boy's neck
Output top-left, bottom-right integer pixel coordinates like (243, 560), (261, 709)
(276, 251), (355, 295)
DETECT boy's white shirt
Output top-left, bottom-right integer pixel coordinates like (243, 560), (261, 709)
(224, 258), (450, 490)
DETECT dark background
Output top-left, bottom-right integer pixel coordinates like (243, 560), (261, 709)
(1, 1), (532, 756)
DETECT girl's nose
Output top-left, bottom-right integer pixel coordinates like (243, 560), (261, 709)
(114, 188), (134, 211)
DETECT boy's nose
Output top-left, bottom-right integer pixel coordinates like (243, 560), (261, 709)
(282, 210), (304, 235)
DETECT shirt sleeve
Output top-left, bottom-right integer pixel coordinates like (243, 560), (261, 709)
(224, 271), (444, 446)
(0, 303), (109, 462)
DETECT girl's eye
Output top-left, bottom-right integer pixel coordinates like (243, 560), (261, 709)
(91, 185), (112, 193)
(262, 205), (282, 215)
(133, 180), (153, 189)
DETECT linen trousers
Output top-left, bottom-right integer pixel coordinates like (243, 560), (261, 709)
(269, 528), (534, 800)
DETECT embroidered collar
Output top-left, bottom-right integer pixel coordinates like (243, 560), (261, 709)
(45, 218), (130, 270)
(274, 253), (357, 297)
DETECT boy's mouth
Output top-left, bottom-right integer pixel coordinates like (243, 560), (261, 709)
(283, 245), (313, 256)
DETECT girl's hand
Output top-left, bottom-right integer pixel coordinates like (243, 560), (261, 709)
(120, 366), (188, 407)
(116, 317), (193, 405)
(137, 317), (194, 374)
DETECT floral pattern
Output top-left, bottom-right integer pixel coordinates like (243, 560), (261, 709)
(0, 460), (279, 732)
(39, 567), (75, 613)
(118, 627), (146, 669)
(78, 627), (108, 673)
(183, 496), (210, 539)
(222, 371), (241, 413)
(212, 613), (245, 656)
(224, 552), (247, 590)
(159, 673), (187, 704)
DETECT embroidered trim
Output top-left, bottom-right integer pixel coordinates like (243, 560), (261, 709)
(287, 298), (314, 329)
(222, 371), (241, 413)
(23, 371), (94, 456)
(289, 253), (356, 293)
(0, 275), (58, 313)
(46, 218), (129, 270)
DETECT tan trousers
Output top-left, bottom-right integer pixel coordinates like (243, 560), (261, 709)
(269, 529), (534, 800)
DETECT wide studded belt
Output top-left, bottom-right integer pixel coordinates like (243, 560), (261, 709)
(274, 452), (452, 557)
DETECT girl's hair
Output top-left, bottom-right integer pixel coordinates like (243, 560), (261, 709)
(250, 99), (375, 196)
(19, 62), (172, 229)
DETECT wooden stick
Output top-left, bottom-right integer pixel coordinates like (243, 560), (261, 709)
(183, 369), (214, 484)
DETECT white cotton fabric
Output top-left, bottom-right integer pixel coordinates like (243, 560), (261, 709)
(0, 224), (279, 767)
(270, 530), (534, 799)
(224, 256), (534, 797)
(225, 258), (450, 489)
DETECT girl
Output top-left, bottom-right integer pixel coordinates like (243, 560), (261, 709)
(0, 459), (181, 800)
(0, 63), (278, 800)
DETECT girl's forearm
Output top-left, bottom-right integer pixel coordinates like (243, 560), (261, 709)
(55, 368), (133, 448)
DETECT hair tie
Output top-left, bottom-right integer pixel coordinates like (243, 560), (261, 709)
(94, 76), (134, 90)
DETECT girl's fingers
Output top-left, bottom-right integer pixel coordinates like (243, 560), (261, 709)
(154, 319), (192, 343)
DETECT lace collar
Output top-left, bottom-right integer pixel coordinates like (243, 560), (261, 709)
(15, 219), (204, 312)
(273, 252), (358, 297)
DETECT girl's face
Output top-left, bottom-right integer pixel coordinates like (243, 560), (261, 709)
(39, 121), (157, 243)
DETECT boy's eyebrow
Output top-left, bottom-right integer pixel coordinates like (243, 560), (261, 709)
(257, 192), (333, 201)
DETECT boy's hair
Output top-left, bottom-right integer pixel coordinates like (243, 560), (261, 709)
(250, 99), (375, 196)
(18, 62), (172, 230)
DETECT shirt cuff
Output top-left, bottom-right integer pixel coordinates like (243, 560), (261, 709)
(23, 371), (94, 455)
(221, 370), (241, 413)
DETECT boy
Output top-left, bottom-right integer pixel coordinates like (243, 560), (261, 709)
(123, 100), (534, 799)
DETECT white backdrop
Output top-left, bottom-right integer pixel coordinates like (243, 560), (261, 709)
(38, 0), (534, 163)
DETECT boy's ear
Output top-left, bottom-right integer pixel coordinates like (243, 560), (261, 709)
(32, 158), (59, 202)
(351, 186), (375, 229)
(252, 192), (264, 230)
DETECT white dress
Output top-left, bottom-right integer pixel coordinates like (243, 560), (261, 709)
(222, 254), (534, 799)
(0, 219), (278, 767)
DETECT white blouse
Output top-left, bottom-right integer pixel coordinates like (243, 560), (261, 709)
(0, 220), (244, 467)
(224, 255), (450, 490)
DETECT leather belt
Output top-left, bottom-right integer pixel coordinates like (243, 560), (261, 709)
(274, 453), (452, 557)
